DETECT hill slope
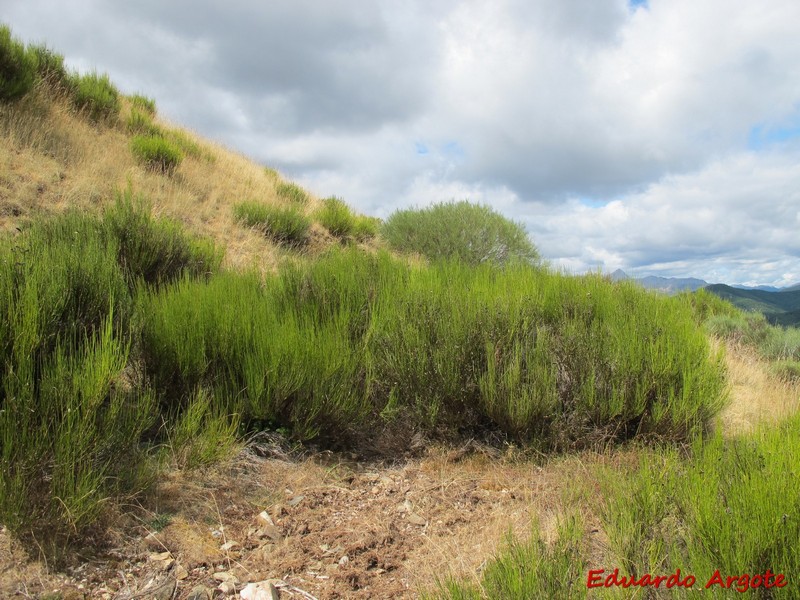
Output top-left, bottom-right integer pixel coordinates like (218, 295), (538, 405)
(0, 68), (360, 272)
(705, 283), (800, 326)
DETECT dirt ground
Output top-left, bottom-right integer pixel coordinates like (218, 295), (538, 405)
(1, 342), (796, 599)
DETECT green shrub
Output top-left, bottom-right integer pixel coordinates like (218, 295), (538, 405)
(233, 201), (310, 246)
(29, 43), (68, 90)
(0, 25), (36, 101)
(317, 196), (355, 238)
(165, 128), (214, 162)
(276, 181), (309, 204)
(382, 200), (539, 266)
(126, 107), (161, 136)
(105, 188), (222, 286)
(129, 93), (156, 115)
(68, 71), (120, 122)
(678, 287), (740, 323)
(0, 213), (154, 548)
(353, 215), (380, 241)
(141, 249), (726, 449)
(0, 198), (225, 553)
(130, 134), (183, 175)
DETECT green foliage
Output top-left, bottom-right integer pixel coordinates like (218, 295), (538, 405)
(140, 249), (726, 448)
(233, 201), (311, 246)
(165, 128), (214, 162)
(126, 107), (162, 136)
(706, 312), (800, 361)
(705, 283), (800, 326)
(603, 423), (800, 595)
(382, 200), (540, 266)
(276, 181), (309, 204)
(316, 196), (355, 238)
(679, 287), (740, 324)
(353, 215), (380, 241)
(130, 134), (183, 175)
(67, 71), (120, 122)
(167, 388), (240, 469)
(129, 93), (156, 115)
(29, 43), (68, 90)
(105, 188), (222, 287)
(0, 25), (36, 101)
(0, 195), (224, 551)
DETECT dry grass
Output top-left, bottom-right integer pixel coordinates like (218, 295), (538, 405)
(0, 87), (362, 274)
(718, 341), (800, 435)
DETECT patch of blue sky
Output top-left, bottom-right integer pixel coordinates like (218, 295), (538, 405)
(415, 142), (429, 155)
(629, 0), (648, 10)
(578, 197), (610, 208)
(748, 122), (800, 150)
(442, 141), (465, 160)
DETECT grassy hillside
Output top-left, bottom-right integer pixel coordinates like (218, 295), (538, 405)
(705, 283), (800, 326)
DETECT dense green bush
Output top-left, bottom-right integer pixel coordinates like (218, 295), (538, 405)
(0, 197), (222, 549)
(353, 215), (380, 241)
(141, 248), (726, 449)
(105, 188), (222, 286)
(68, 71), (120, 122)
(233, 201), (310, 246)
(126, 107), (162, 135)
(130, 134), (183, 174)
(0, 25), (36, 101)
(276, 181), (309, 204)
(29, 43), (68, 90)
(382, 200), (540, 266)
(317, 196), (355, 238)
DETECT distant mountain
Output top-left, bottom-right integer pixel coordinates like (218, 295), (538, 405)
(610, 270), (708, 294)
(704, 284), (800, 327)
(731, 284), (782, 292)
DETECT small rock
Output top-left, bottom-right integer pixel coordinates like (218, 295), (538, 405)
(287, 495), (305, 507)
(186, 585), (212, 600)
(220, 540), (240, 551)
(257, 510), (275, 526)
(338, 555), (350, 567)
(407, 512), (427, 526)
(213, 571), (239, 584)
(174, 564), (189, 580)
(186, 586), (212, 600)
(257, 524), (283, 541)
(211, 529), (224, 538)
(240, 581), (280, 600)
(218, 580), (237, 595)
(149, 551), (172, 561)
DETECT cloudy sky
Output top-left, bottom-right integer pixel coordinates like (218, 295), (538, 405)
(5, 0), (800, 285)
